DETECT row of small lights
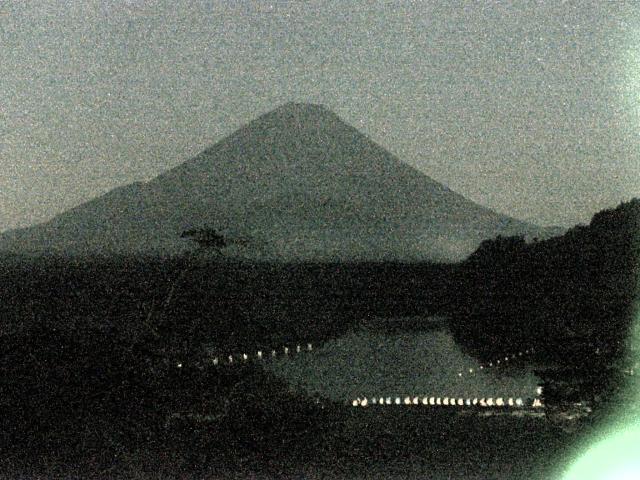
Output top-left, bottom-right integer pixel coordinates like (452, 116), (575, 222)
(191, 345), (536, 371)
(454, 347), (544, 406)
(457, 347), (536, 378)
(176, 340), (546, 411)
(352, 396), (544, 408)
(177, 343), (314, 368)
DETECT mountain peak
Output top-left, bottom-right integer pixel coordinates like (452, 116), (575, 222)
(255, 102), (335, 125)
(0, 103), (550, 261)
(274, 101), (329, 113)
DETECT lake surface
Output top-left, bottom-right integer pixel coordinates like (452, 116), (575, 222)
(267, 318), (542, 404)
(259, 320), (600, 479)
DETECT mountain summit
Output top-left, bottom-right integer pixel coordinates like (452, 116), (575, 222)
(0, 103), (554, 261)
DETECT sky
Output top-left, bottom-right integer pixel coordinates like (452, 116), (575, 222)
(1, 0), (639, 232)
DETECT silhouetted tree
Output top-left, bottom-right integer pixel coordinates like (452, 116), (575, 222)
(140, 228), (233, 364)
(149, 227), (258, 362)
(181, 228), (229, 254)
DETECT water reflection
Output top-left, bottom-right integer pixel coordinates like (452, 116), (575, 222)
(266, 321), (541, 402)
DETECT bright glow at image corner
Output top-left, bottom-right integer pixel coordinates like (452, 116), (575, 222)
(562, 304), (640, 480)
(561, 425), (640, 480)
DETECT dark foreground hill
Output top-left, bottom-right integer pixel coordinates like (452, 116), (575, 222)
(0, 256), (573, 480)
(0, 102), (555, 262)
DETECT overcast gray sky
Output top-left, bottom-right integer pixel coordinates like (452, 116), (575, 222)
(1, 0), (639, 231)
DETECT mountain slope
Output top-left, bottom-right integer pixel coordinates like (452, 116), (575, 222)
(0, 102), (555, 261)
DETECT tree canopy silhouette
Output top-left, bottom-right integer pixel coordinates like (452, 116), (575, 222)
(181, 228), (228, 253)
(447, 198), (640, 405)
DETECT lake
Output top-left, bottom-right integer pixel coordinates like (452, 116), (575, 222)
(267, 318), (542, 405)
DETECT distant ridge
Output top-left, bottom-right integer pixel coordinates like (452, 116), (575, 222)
(0, 102), (558, 261)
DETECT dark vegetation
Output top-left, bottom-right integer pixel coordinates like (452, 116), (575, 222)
(1, 199), (638, 476)
(181, 227), (229, 251)
(0, 256), (455, 475)
(448, 198), (640, 406)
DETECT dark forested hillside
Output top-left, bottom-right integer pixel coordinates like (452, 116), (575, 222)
(0, 257), (454, 361)
(448, 198), (640, 403)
